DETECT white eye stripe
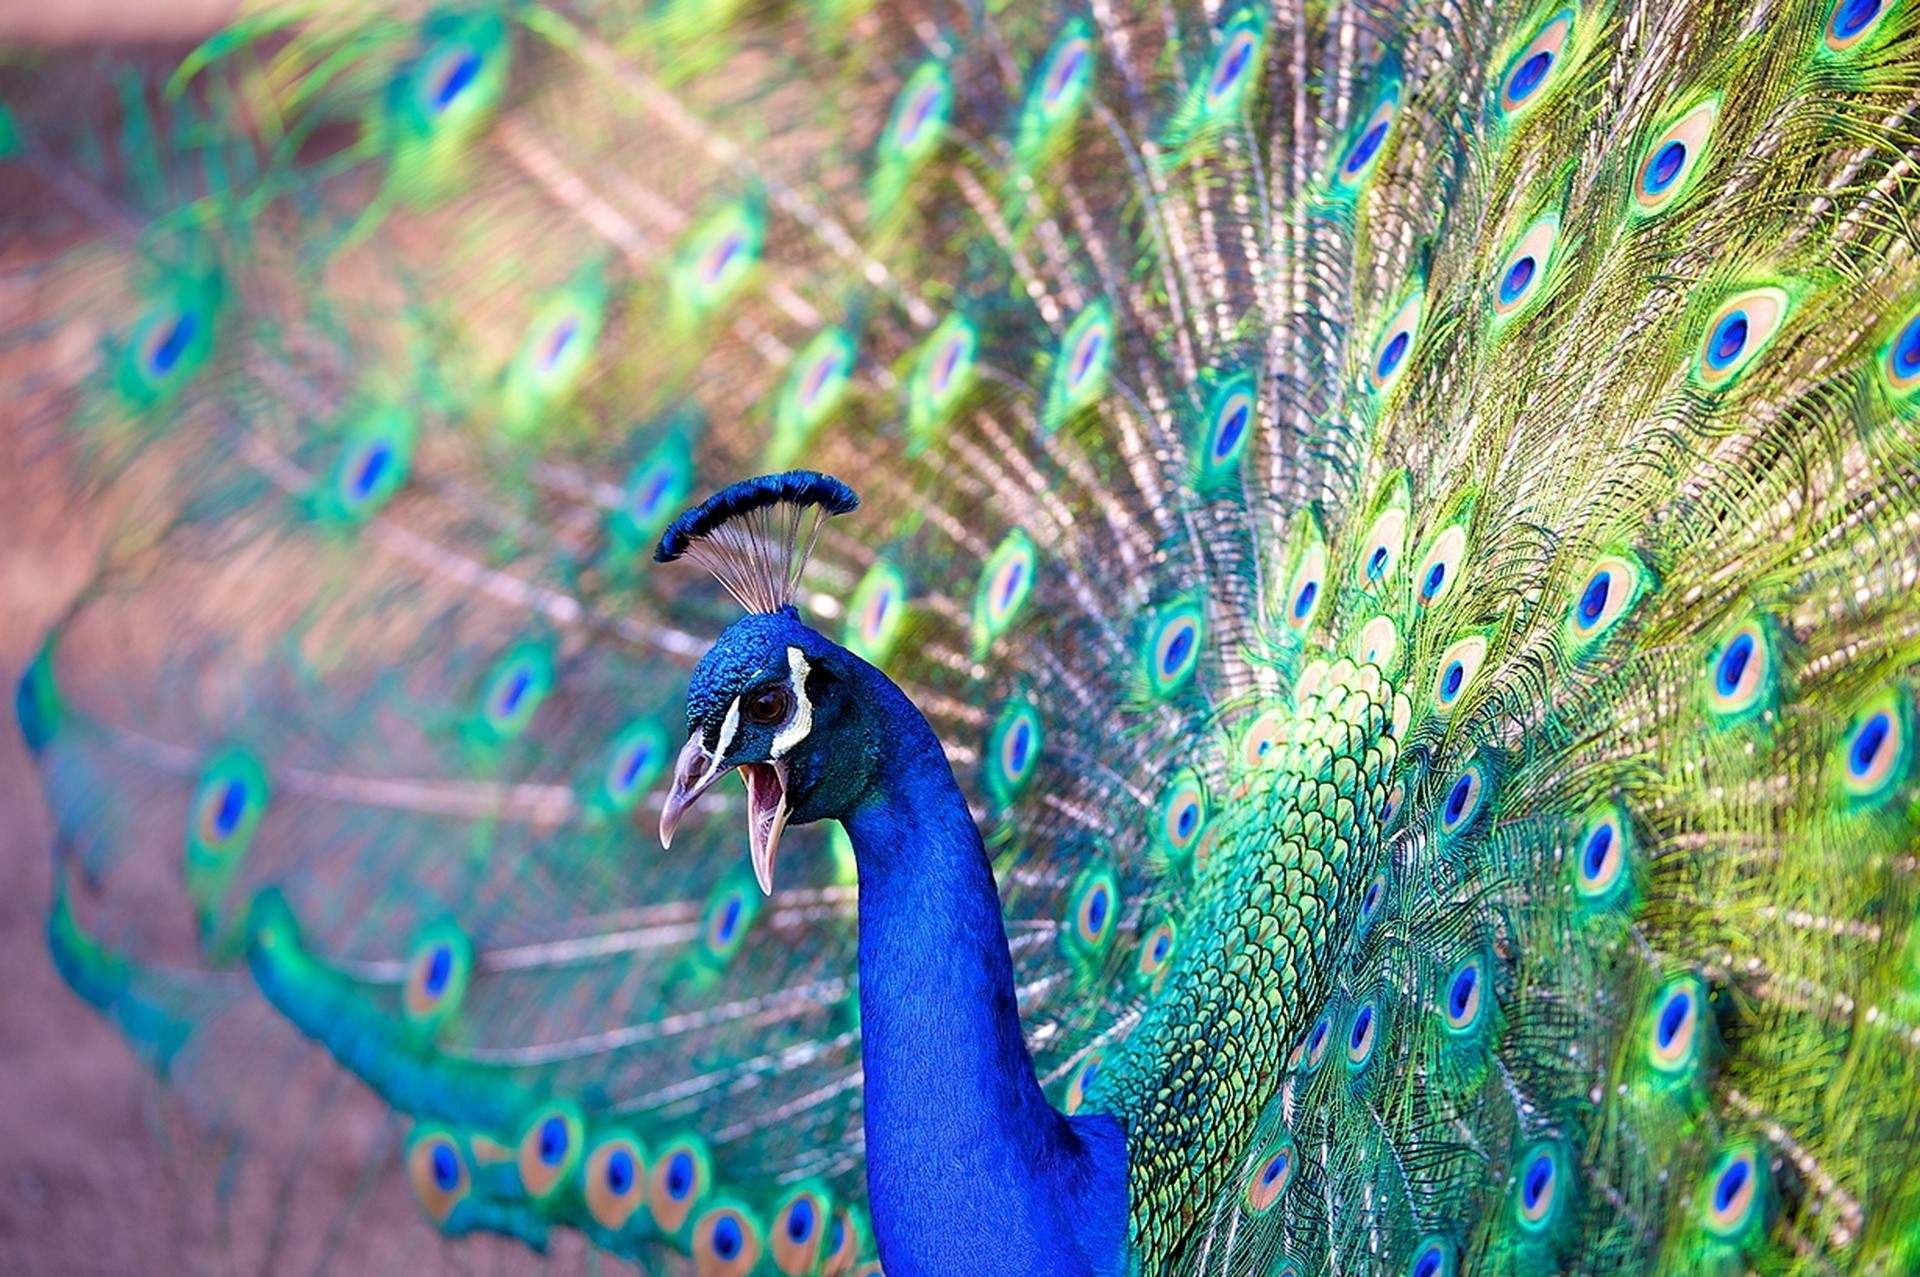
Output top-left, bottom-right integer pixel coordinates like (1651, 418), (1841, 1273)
(706, 698), (743, 784)
(769, 647), (814, 759)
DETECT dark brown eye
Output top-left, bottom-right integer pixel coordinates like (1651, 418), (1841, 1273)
(743, 685), (792, 726)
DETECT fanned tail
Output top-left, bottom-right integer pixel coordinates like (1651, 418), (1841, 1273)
(13, 0), (1920, 1271)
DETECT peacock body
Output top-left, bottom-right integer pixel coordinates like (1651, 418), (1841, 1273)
(9, 0), (1920, 1270)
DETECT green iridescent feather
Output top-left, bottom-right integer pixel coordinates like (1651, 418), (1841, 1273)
(16, 0), (1920, 1270)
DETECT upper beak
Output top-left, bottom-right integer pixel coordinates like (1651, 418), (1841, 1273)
(659, 733), (792, 897)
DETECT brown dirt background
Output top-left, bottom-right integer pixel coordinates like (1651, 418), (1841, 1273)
(0, 31), (630, 1277)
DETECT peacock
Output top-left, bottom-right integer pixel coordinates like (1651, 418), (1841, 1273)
(9, 0), (1920, 1269)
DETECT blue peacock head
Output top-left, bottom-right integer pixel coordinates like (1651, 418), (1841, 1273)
(655, 472), (877, 894)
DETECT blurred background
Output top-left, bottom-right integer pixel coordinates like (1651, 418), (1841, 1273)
(0, 10), (548, 1272)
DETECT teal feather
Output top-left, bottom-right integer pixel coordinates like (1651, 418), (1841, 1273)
(12, 0), (1920, 1270)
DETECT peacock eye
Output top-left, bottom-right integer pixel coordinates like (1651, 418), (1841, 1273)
(743, 685), (793, 726)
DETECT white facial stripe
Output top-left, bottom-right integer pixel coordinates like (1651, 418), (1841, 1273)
(705, 698), (742, 784)
(769, 647), (814, 759)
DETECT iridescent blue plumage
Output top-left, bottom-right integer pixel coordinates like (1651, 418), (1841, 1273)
(16, 0), (1920, 1271)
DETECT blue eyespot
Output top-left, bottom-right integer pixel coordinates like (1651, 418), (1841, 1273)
(435, 48), (482, 111)
(1698, 288), (1788, 386)
(1245, 1135), (1297, 1212)
(1523, 1153), (1553, 1211)
(1657, 989), (1690, 1051)
(485, 655), (541, 725)
(1449, 967), (1477, 1019)
(1706, 311), (1749, 370)
(1043, 44), (1088, 110)
(1644, 140), (1686, 194)
(1715, 632), (1754, 697)
(1208, 30), (1257, 103)
(1893, 314), (1920, 382)
(1707, 622), (1770, 716)
(1345, 998), (1382, 1069)
(1850, 711), (1891, 778)
(1368, 546), (1390, 579)
(539, 1116), (568, 1166)
(432, 1142), (461, 1191)
(1405, 1237), (1458, 1277)
(1376, 331), (1410, 379)
(1361, 873), (1385, 922)
(539, 318), (580, 372)
(212, 779), (247, 839)
(350, 444), (392, 500)
(787, 1196), (814, 1242)
(704, 233), (744, 283)
(1440, 765), (1486, 833)
(1715, 1157), (1749, 1212)
(1162, 624), (1195, 674)
(584, 1134), (646, 1229)
(1569, 555), (1644, 641)
(1000, 561), (1025, 608)
(1493, 222), (1558, 319)
(1499, 256), (1537, 306)
(1583, 824), (1612, 879)
(1069, 868), (1120, 955)
(502, 671), (531, 716)
(1443, 959), (1488, 1033)
(1338, 95), (1398, 183)
(1703, 1146), (1764, 1236)
(988, 698), (1044, 805)
(1346, 121), (1389, 174)
(1423, 562), (1445, 598)
(666, 1151), (695, 1199)
(1294, 580), (1319, 618)
(516, 1107), (583, 1197)
(716, 896), (743, 943)
(423, 944), (453, 996)
(1578, 571), (1610, 625)
(1296, 1013), (1333, 1072)
(1830, 0), (1883, 43)
(620, 742), (653, 788)
(713, 1214), (743, 1259)
(1499, 11), (1573, 114)
(1370, 296), (1424, 390)
(1214, 403), (1249, 459)
(1072, 331), (1105, 383)
(1507, 49), (1552, 101)
(606, 1148), (635, 1194)
(1635, 103), (1717, 214)
(149, 314), (198, 375)
(1065, 1051), (1105, 1113)
(1840, 699), (1907, 799)
(1430, 636), (1487, 711)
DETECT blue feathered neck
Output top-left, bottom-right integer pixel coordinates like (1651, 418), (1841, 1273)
(835, 656), (1128, 1275)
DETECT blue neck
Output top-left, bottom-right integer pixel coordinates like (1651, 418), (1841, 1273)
(839, 667), (1128, 1276)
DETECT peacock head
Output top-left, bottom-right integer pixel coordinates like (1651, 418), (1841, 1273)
(654, 472), (872, 895)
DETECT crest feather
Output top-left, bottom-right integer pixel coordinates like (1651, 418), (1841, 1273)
(654, 471), (859, 613)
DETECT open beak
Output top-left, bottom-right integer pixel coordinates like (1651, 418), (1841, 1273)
(659, 733), (792, 896)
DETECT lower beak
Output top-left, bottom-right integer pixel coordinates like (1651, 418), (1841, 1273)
(659, 734), (792, 897)
(739, 760), (790, 896)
